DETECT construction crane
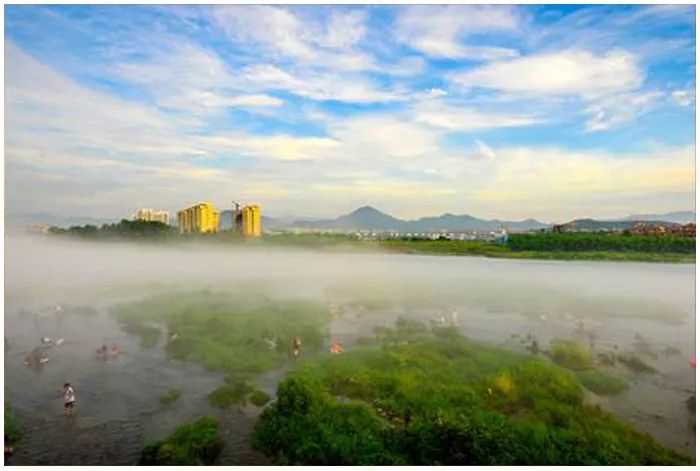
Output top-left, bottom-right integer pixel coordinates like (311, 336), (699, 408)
(232, 201), (242, 233)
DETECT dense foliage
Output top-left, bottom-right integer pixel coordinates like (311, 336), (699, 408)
(508, 233), (695, 253)
(140, 416), (223, 465)
(4, 403), (22, 444)
(253, 323), (691, 465)
(50, 219), (174, 240)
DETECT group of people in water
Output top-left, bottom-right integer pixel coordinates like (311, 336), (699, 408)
(290, 334), (345, 358)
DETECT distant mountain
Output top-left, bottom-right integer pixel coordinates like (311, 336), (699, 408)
(293, 206), (549, 232)
(625, 211), (695, 225)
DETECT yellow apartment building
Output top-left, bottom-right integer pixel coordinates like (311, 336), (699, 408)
(177, 202), (220, 234)
(235, 204), (262, 237)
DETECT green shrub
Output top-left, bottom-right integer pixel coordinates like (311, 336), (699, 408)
(158, 388), (182, 405)
(208, 379), (253, 409)
(253, 322), (691, 465)
(5, 403), (21, 444)
(576, 371), (627, 395)
(549, 340), (594, 370)
(140, 416), (222, 465)
(250, 390), (271, 407)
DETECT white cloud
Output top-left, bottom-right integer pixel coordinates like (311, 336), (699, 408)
(584, 91), (664, 132)
(672, 89), (694, 107)
(227, 94), (284, 107)
(239, 64), (406, 103)
(211, 5), (376, 72)
(475, 139), (497, 161)
(414, 100), (541, 131)
(201, 134), (340, 161)
(395, 5), (521, 59)
(449, 49), (643, 98)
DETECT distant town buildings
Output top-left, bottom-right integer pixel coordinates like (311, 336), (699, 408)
(134, 208), (170, 225)
(177, 202), (220, 234)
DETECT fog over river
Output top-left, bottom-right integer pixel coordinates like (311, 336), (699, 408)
(4, 235), (696, 464)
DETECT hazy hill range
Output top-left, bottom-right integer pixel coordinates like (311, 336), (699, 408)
(560, 218), (682, 232)
(292, 206), (549, 232)
(625, 211), (695, 225)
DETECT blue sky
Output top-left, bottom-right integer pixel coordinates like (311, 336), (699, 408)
(4, 4), (696, 222)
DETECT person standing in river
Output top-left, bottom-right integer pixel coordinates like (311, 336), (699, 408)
(63, 383), (76, 421)
(292, 335), (302, 358)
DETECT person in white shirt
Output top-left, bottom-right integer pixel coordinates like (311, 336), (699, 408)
(63, 383), (76, 420)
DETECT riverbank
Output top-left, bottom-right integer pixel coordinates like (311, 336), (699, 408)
(44, 231), (696, 263)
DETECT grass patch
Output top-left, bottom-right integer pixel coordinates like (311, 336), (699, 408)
(252, 320), (690, 465)
(111, 290), (331, 376)
(576, 371), (627, 395)
(140, 416), (222, 465)
(4, 403), (22, 444)
(158, 388), (182, 405)
(549, 339), (594, 371)
(250, 390), (271, 407)
(208, 379), (254, 409)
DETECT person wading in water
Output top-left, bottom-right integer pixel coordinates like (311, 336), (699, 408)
(292, 335), (302, 358)
(63, 383), (76, 421)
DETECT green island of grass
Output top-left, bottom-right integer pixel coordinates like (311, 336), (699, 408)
(158, 388), (182, 405)
(576, 370), (628, 395)
(252, 322), (691, 465)
(140, 416), (222, 465)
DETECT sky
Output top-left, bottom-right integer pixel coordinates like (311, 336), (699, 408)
(4, 4), (697, 223)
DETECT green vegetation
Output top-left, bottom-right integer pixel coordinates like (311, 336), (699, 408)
(508, 233), (695, 254)
(158, 388), (182, 405)
(549, 339), (594, 371)
(50, 219), (175, 240)
(140, 416), (223, 465)
(618, 354), (657, 373)
(576, 371), (628, 395)
(253, 322), (690, 465)
(209, 378), (254, 409)
(250, 390), (272, 408)
(4, 403), (22, 444)
(118, 319), (161, 349)
(48, 225), (694, 263)
(112, 291), (331, 376)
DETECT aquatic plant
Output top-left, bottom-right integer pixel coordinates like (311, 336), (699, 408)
(158, 388), (182, 405)
(4, 403), (21, 444)
(617, 354), (657, 373)
(549, 339), (594, 370)
(140, 416), (222, 465)
(208, 378), (253, 409)
(576, 371), (627, 395)
(253, 322), (691, 465)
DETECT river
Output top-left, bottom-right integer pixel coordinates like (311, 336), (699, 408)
(4, 236), (696, 464)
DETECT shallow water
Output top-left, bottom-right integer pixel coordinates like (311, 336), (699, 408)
(3, 236), (696, 463)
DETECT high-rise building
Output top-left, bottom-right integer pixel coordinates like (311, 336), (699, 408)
(135, 208), (170, 225)
(234, 204), (262, 237)
(177, 202), (220, 234)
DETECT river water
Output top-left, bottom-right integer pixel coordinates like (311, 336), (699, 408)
(4, 236), (696, 464)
